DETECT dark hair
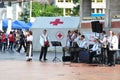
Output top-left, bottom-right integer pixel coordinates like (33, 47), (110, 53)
(10, 31), (13, 34)
(44, 29), (47, 32)
(29, 31), (32, 35)
(68, 30), (71, 33)
(81, 35), (85, 38)
(102, 31), (106, 34)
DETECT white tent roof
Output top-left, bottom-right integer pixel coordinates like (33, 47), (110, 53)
(32, 17), (80, 28)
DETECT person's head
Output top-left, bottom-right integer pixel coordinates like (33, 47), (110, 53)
(43, 29), (47, 35)
(68, 30), (71, 34)
(108, 30), (113, 36)
(112, 31), (115, 36)
(29, 31), (32, 35)
(102, 31), (106, 35)
(80, 35), (85, 40)
(10, 31), (13, 34)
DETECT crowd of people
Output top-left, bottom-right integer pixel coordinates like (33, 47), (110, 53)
(63, 29), (119, 67)
(0, 30), (33, 61)
(0, 28), (119, 66)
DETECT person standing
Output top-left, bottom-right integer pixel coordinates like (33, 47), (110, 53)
(8, 31), (14, 51)
(26, 31), (33, 61)
(39, 29), (49, 61)
(1, 32), (6, 51)
(107, 31), (118, 66)
(99, 31), (108, 64)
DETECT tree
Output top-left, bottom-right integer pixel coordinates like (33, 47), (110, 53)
(32, 2), (63, 17)
(73, 0), (80, 4)
(72, 0), (80, 16)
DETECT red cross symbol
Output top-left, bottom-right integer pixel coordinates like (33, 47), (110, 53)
(57, 33), (62, 39)
(50, 19), (63, 26)
(56, 31), (64, 40)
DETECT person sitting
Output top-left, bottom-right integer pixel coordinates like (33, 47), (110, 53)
(89, 37), (100, 64)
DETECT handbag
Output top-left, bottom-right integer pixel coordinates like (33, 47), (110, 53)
(44, 40), (50, 47)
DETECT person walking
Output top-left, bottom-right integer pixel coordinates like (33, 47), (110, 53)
(17, 31), (26, 53)
(39, 29), (50, 61)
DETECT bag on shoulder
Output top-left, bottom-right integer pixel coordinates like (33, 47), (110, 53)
(44, 40), (50, 47)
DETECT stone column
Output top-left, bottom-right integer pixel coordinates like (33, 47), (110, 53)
(7, 6), (12, 34)
(79, 0), (91, 31)
(105, 0), (111, 29)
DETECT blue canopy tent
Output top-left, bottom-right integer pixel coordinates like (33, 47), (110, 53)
(2, 19), (22, 29)
(27, 22), (32, 27)
(13, 20), (30, 30)
(12, 22), (22, 29)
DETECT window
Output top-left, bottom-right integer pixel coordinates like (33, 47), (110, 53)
(97, 0), (103, 2)
(91, 9), (95, 13)
(58, 0), (63, 2)
(66, 0), (71, 2)
(96, 9), (103, 13)
(65, 8), (71, 16)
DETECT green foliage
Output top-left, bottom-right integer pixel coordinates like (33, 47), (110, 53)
(72, 5), (80, 16)
(73, 0), (80, 4)
(72, 0), (80, 16)
(32, 2), (63, 17)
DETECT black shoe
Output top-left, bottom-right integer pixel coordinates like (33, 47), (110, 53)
(26, 59), (30, 62)
(26, 58), (32, 62)
(44, 59), (48, 61)
(108, 64), (115, 67)
(16, 50), (20, 53)
(39, 59), (42, 62)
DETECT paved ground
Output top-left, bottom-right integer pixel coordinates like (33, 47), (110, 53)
(0, 50), (120, 80)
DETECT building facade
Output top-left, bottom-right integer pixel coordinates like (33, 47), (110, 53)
(91, 0), (106, 17)
(0, 0), (30, 20)
(55, 0), (76, 16)
(55, 0), (106, 17)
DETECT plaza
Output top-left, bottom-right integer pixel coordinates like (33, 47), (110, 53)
(0, 51), (120, 80)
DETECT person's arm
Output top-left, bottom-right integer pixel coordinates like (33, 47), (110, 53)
(39, 35), (44, 47)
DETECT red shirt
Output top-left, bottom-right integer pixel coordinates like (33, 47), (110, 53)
(8, 34), (14, 42)
(1, 34), (6, 43)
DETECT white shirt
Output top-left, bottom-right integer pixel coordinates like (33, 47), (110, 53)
(90, 43), (99, 51)
(78, 39), (87, 48)
(108, 35), (118, 50)
(100, 35), (107, 48)
(27, 35), (33, 41)
(40, 34), (49, 47)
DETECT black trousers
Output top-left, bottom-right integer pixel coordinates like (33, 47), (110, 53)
(26, 42), (33, 57)
(101, 48), (107, 64)
(9, 41), (13, 50)
(89, 51), (96, 63)
(39, 46), (48, 60)
(108, 51), (116, 65)
(69, 47), (82, 62)
(17, 42), (26, 52)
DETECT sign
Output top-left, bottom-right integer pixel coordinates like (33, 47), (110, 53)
(56, 31), (64, 40)
(50, 19), (63, 26)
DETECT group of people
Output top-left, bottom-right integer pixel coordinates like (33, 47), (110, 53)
(63, 29), (119, 66)
(0, 30), (33, 61)
(0, 29), (50, 62)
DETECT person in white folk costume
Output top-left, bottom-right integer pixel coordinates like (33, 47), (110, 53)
(107, 30), (118, 66)
(26, 31), (33, 61)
